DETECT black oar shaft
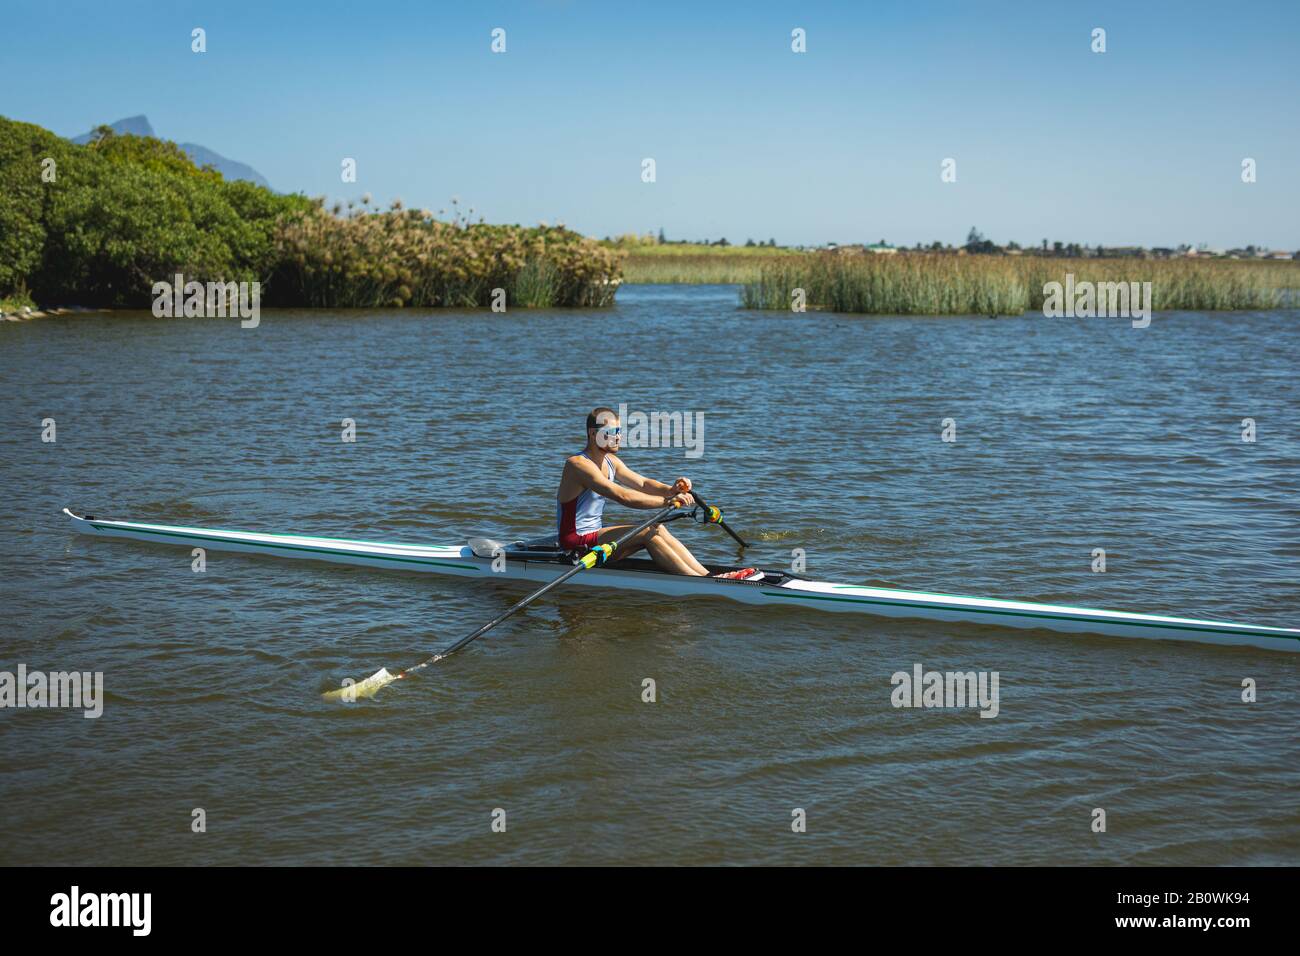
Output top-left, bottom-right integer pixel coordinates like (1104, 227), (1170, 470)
(324, 487), (751, 699)
(401, 504), (679, 676)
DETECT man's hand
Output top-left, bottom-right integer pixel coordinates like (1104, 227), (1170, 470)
(667, 477), (695, 508)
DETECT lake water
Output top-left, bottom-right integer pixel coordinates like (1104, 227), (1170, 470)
(1, 284), (1297, 865)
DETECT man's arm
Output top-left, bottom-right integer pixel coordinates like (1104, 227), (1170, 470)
(567, 456), (679, 509)
(610, 456), (693, 502)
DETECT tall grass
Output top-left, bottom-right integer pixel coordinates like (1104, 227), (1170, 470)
(272, 199), (623, 309)
(623, 254), (782, 284)
(621, 243), (800, 284)
(741, 254), (1025, 313)
(741, 254), (1291, 314)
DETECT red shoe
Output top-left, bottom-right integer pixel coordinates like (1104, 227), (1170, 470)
(713, 568), (764, 581)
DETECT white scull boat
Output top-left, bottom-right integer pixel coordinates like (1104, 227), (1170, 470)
(63, 508), (1300, 653)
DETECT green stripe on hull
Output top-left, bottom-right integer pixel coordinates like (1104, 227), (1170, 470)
(89, 523), (481, 572)
(759, 590), (1299, 642)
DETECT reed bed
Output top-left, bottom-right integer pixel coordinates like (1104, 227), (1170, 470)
(271, 199), (623, 309)
(741, 254), (1291, 314)
(623, 254), (785, 284)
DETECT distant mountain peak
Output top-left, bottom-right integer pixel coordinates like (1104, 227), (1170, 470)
(70, 114), (155, 143)
(69, 114), (272, 190)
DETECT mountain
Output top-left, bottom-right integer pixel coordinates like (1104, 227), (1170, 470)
(173, 141), (271, 190)
(70, 115), (272, 190)
(70, 114), (155, 142)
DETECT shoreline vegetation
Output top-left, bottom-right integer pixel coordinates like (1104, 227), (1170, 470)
(3, 113), (1296, 319)
(614, 238), (1298, 313)
(741, 254), (1296, 314)
(0, 116), (622, 315)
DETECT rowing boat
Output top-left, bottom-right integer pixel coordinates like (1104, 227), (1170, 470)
(62, 508), (1300, 653)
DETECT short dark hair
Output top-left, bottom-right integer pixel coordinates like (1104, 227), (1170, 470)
(586, 406), (617, 430)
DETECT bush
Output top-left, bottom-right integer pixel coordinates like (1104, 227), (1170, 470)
(268, 198), (622, 308)
(0, 117), (61, 295)
(0, 115), (621, 310)
(0, 116), (308, 306)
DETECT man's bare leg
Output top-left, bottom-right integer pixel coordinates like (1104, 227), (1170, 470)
(593, 524), (708, 575)
(655, 525), (710, 575)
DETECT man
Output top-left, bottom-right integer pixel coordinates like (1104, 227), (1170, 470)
(556, 407), (758, 578)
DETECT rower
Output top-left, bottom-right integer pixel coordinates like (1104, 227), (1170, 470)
(556, 407), (761, 580)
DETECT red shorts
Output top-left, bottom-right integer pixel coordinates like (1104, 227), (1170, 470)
(560, 529), (601, 552)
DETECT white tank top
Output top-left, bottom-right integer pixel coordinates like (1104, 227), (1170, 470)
(557, 452), (616, 536)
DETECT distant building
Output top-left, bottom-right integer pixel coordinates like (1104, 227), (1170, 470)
(865, 241), (897, 255)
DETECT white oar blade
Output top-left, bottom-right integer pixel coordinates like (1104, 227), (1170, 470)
(322, 668), (397, 702)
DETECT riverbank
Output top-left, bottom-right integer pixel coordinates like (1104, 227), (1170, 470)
(3, 308), (68, 321)
(1, 297), (107, 321)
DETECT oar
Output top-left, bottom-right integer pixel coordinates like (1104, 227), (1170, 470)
(324, 502), (683, 701)
(689, 489), (748, 550)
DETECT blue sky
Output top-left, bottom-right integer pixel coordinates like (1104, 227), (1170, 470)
(4, 0), (1297, 248)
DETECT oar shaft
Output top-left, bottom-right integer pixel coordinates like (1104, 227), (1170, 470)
(402, 503), (679, 675)
(324, 488), (747, 700)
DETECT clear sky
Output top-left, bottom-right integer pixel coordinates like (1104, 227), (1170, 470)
(4, 0), (1297, 249)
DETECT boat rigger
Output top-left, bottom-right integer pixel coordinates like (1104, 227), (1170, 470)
(63, 508), (1300, 656)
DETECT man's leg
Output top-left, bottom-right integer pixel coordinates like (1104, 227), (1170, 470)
(593, 524), (707, 575)
(655, 525), (710, 575)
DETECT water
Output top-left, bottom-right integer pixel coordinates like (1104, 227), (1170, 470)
(1, 285), (1297, 865)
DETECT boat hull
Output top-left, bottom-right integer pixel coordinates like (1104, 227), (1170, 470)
(63, 509), (1300, 653)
